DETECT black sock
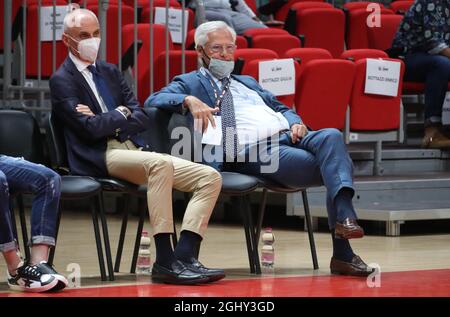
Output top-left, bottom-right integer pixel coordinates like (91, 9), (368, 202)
(334, 188), (357, 222)
(154, 233), (176, 267)
(331, 231), (355, 262)
(174, 230), (202, 262)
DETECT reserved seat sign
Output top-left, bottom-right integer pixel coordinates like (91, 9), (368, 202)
(258, 58), (295, 96)
(365, 58), (401, 97)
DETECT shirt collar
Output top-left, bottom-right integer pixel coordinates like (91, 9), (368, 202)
(69, 52), (96, 72)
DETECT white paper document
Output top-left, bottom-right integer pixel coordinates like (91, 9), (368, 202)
(201, 116), (222, 146)
(40, 6), (69, 42)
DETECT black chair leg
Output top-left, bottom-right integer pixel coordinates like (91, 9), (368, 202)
(17, 195), (30, 261)
(90, 197), (107, 281)
(130, 198), (145, 274)
(114, 194), (130, 273)
(301, 190), (319, 270)
(97, 194), (114, 281)
(244, 195), (261, 275)
(48, 206), (62, 266)
(234, 196), (256, 274)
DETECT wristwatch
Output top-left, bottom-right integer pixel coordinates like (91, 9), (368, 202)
(116, 106), (131, 118)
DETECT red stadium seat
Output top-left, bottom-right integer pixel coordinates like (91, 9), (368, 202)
(340, 49), (388, 61)
(389, 1), (414, 15)
(286, 7), (345, 58)
(294, 59), (355, 130)
(87, 4), (134, 65)
(122, 24), (173, 104)
(243, 28), (289, 38)
(242, 58), (301, 107)
(233, 48), (279, 75)
(248, 34), (301, 57)
(274, 0), (329, 22)
(367, 14), (403, 51)
(345, 8), (394, 50)
(342, 1), (385, 11)
(153, 50), (198, 92)
(283, 47), (332, 77)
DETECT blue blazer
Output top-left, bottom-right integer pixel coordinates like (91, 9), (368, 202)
(50, 57), (150, 177)
(144, 71), (302, 128)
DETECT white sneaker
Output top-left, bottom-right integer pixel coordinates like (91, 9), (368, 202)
(7, 262), (58, 293)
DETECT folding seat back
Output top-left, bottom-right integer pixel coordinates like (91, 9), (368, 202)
(153, 50), (198, 92)
(249, 34), (301, 57)
(367, 14), (403, 51)
(342, 1), (385, 11)
(242, 58), (301, 107)
(349, 58), (405, 131)
(275, 0), (330, 22)
(87, 4), (134, 65)
(25, 3), (68, 79)
(287, 7), (345, 58)
(389, 1), (414, 15)
(122, 24), (173, 103)
(294, 59), (355, 130)
(233, 48), (279, 74)
(283, 47), (332, 77)
(340, 48), (388, 61)
(345, 8), (394, 49)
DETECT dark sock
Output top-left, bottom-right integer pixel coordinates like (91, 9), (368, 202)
(174, 230), (202, 262)
(334, 188), (357, 222)
(154, 233), (176, 267)
(331, 231), (355, 262)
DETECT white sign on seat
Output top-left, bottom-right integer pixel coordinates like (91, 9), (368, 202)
(258, 58), (296, 96)
(365, 58), (401, 97)
(154, 7), (189, 44)
(40, 6), (69, 42)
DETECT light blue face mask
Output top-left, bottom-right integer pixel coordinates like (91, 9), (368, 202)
(208, 57), (235, 79)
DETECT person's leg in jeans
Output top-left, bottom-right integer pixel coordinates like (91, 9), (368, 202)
(0, 169), (22, 275)
(403, 52), (450, 148)
(232, 130), (372, 274)
(0, 156), (61, 265)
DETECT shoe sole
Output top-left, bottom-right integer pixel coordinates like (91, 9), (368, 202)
(8, 278), (59, 293)
(335, 229), (364, 239)
(206, 274), (226, 283)
(330, 269), (372, 277)
(151, 275), (210, 285)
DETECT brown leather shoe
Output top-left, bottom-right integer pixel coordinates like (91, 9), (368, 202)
(330, 255), (375, 277)
(422, 126), (450, 149)
(335, 218), (364, 239)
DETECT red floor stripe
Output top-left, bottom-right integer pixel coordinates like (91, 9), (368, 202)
(1, 269), (450, 297)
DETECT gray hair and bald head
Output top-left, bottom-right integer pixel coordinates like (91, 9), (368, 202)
(194, 21), (236, 48)
(63, 8), (98, 33)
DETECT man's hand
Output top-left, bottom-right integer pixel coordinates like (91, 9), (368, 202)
(290, 123), (308, 143)
(76, 104), (94, 117)
(184, 96), (220, 133)
(441, 47), (450, 59)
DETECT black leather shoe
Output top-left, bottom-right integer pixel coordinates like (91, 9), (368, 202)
(179, 258), (226, 283)
(151, 261), (209, 285)
(335, 218), (364, 239)
(330, 255), (375, 277)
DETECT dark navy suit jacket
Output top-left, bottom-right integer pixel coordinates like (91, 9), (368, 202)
(50, 57), (150, 176)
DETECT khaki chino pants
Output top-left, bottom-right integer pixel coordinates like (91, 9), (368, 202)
(105, 139), (222, 237)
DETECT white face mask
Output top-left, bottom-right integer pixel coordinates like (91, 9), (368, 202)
(67, 34), (101, 63)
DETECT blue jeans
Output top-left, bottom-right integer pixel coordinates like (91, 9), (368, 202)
(403, 52), (450, 122)
(227, 129), (356, 229)
(0, 155), (61, 252)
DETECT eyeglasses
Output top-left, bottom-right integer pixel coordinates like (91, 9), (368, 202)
(206, 44), (236, 53)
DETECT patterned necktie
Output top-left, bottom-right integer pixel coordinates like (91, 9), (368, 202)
(87, 65), (116, 112)
(220, 77), (238, 160)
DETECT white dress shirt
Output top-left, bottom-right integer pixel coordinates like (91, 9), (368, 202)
(200, 67), (290, 145)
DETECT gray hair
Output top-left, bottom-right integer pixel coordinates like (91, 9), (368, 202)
(63, 8), (99, 33)
(194, 21), (236, 49)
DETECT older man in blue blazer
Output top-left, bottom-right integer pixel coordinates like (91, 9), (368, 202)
(145, 21), (375, 277)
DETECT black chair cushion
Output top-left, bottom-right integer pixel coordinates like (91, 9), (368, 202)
(96, 177), (139, 193)
(221, 172), (259, 195)
(256, 176), (323, 193)
(61, 176), (101, 199)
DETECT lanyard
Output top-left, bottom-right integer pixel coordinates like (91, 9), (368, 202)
(204, 72), (231, 109)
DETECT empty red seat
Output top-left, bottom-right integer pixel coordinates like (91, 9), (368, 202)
(295, 59), (355, 130)
(343, 1), (385, 11)
(249, 34), (301, 57)
(153, 50), (198, 92)
(340, 49), (388, 61)
(389, 1), (414, 15)
(275, 0), (330, 22)
(283, 47), (332, 77)
(367, 14), (403, 51)
(233, 48), (279, 74)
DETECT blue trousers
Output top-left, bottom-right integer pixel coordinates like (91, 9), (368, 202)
(227, 129), (356, 229)
(403, 52), (450, 121)
(0, 155), (61, 252)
